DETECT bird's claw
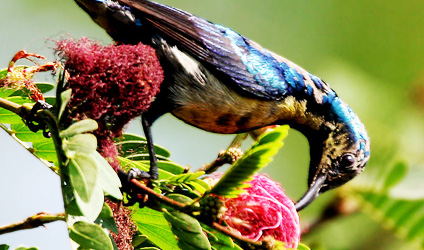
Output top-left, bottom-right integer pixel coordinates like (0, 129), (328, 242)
(24, 101), (53, 138)
(118, 168), (155, 208)
(127, 167), (154, 181)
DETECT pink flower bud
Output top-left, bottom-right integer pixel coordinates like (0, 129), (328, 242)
(211, 173), (301, 249)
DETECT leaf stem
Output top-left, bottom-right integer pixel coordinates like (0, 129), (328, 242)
(0, 212), (65, 235)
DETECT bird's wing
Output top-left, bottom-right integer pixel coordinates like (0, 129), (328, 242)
(117, 0), (297, 100)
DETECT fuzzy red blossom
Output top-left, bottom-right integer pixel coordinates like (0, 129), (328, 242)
(56, 38), (163, 168)
(209, 173), (301, 249)
(106, 199), (137, 250)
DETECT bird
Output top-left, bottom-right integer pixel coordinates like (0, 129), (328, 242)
(74, 0), (370, 210)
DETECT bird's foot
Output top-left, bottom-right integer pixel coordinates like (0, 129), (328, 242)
(118, 167), (158, 207)
(24, 101), (53, 138)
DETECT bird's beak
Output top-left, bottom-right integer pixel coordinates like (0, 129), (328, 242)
(295, 172), (327, 211)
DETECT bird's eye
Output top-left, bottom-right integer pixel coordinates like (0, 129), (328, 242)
(339, 154), (356, 168)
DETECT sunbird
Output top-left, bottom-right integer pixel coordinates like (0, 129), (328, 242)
(75, 0), (370, 210)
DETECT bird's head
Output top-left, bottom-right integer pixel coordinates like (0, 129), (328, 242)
(295, 103), (370, 210)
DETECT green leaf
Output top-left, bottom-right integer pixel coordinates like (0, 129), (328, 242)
(155, 161), (186, 175)
(36, 82), (55, 93)
(10, 82), (55, 97)
(69, 221), (113, 250)
(167, 172), (205, 184)
(0, 68), (8, 80)
(14, 248), (38, 250)
(92, 151), (123, 200)
(170, 226), (211, 250)
(0, 96), (32, 124)
(68, 152), (100, 202)
(382, 161), (408, 190)
(163, 210), (203, 233)
(210, 125), (288, 198)
(118, 157), (174, 180)
(117, 133), (171, 158)
(163, 210), (211, 250)
(58, 88), (72, 121)
(201, 224), (242, 250)
(133, 234), (149, 248)
(11, 122), (51, 143)
(60, 119), (98, 138)
(0, 244), (9, 250)
(0, 89), (16, 98)
(131, 207), (179, 250)
(63, 134), (97, 157)
(165, 193), (194, 204)
(33, 140), (57, 164)
(297, 243), (311, 250)
(44, 96), (56, 106)
(356, 163), (424, 248)
(95, 202), (119, 234)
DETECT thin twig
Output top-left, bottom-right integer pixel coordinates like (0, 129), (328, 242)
(0, 212), (65, 235)
(197, 133), (247, 173)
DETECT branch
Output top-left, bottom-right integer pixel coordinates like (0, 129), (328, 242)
(0, 212), (65, 235)
(0, 97), (30, 117)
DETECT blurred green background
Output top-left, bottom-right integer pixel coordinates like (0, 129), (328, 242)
(1, 0), (424, 249)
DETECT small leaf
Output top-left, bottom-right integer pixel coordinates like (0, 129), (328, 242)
(156, 161), (186, 175)
(0, 244), (9, 250)
(118, 157), (174, 180)
(69, 221), (113, 250)
(163, 210), (202, 233)
(132, 234), (149, 247)
(36, 82), (55, 93)
(12, 122), (51, 142)
(165, 193), (193, 204)
(14, 248), (38, 250)
(72, 184), (104, 221)
(131, 207), (179, 250)
(382, 161), (408, 190)
(201, 224), (241, 250)
(169, 226), (211, 250)
(0, 89), (16, 98)
(33, 140), (57, 164)
(95, 202), (119, 234)
(58, 88), (72, 120)
(297, 243), (311, 250)
(10, 82), (55, 97)
(0, 68), (8, 79)
(92, 151), (123, 200)
(44, 96), (56, 106)
(68, 152), (100, 202)
(0, 96), (32, 124)
(125, 153), (169, 161)
(63, 134), (97, 158)
(167, 172), (205, 183)
(60, 119), (98, 138)
(117, 133), (171, 158)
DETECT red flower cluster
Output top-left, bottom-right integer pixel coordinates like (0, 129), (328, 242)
(56, 38), (163, 168)
(211, 173), (301, 249)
